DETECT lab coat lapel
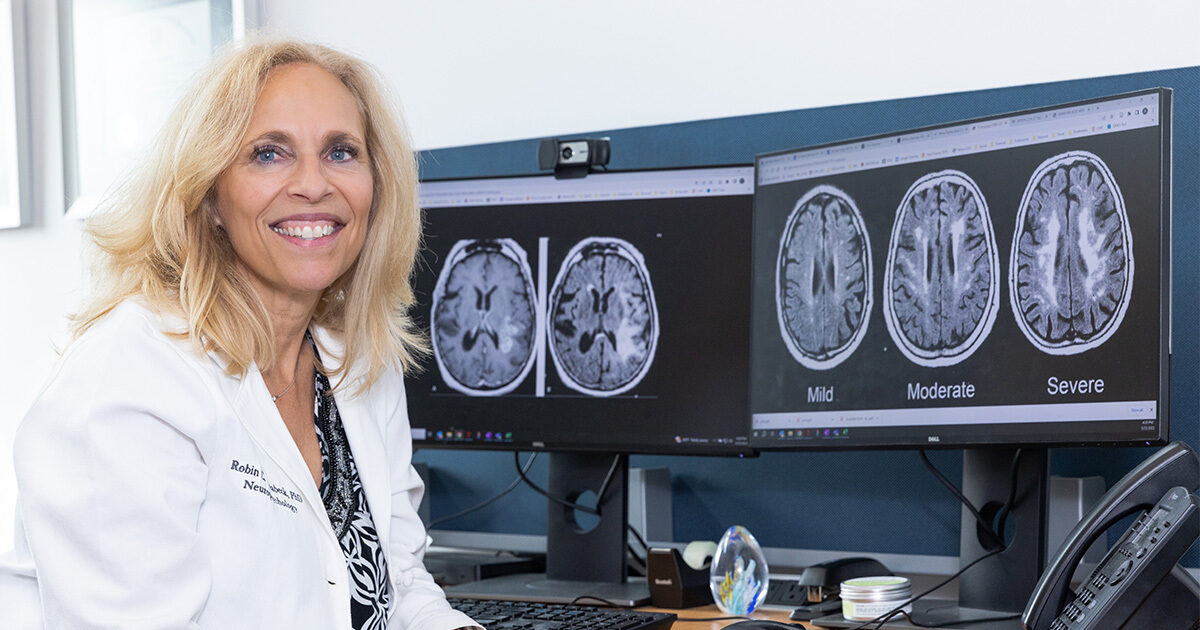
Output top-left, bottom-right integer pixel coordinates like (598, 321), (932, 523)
(159, 307), (337, 538)
(229, 364), (333, 533)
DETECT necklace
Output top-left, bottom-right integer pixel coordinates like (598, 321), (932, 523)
(269, 346), (305, 402)
(270, 376), (296, 402)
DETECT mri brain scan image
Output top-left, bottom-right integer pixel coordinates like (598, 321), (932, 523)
(775, 185), (873, 370)
(883, 170), (1000, 367)
(1010, 151), (1133, 355)
(431, 239), (540, 396)
(548, 237), (659, 396)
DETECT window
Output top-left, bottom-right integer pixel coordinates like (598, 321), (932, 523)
(59, 0), (242, 217)
(0, 0), (30, 229)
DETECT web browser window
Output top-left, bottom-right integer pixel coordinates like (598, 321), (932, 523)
(750, 90), (1170, 448)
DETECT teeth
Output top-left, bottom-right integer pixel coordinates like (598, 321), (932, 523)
(272, 224), (337, 240)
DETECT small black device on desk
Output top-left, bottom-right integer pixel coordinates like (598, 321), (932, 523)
(448, 598), (675, 629)
(759, 557), (890, 619)
(647, 547), (714, 609)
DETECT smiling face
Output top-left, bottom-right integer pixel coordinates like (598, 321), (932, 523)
(214, 63), (373, 309)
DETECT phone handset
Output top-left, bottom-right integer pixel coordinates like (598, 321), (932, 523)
(1049, 486), (1198, 628)
(1022, 441), (1199, 630)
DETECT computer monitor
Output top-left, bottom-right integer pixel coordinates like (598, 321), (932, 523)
(750, 89), (1171, 626)
(410, 165), (754, 603)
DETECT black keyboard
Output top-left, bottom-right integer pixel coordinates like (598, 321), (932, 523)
(448, 597), (677, 629)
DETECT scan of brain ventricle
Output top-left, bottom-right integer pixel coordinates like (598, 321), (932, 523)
(883, 170), (1000, 367)
(548, 237), (659, 397)
(1010, 151), (1133, 355)
(775, 185), (873, 370)
(431, 239), (540, 396)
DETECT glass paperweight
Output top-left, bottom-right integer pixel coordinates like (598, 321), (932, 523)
(709, 525), (769, 614)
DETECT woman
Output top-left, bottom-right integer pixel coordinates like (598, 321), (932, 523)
(0, 39), (480, 630)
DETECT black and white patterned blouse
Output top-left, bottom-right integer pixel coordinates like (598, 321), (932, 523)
(313, 363), (392, 630)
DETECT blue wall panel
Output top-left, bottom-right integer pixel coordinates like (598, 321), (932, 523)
(414, 67), (1200, 566)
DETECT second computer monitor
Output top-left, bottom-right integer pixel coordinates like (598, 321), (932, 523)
(410, 166), (754, 455)
(750, 89), (1171, 449)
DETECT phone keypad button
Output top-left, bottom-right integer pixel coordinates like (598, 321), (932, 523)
(1109, 559), (1134, 585)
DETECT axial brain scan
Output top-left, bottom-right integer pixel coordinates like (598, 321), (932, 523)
(431, 239), (539, 396)
(775, 185), (873, 370)
(548, 237), (659, 396)
(883, 170), (1000, 367)
(1010, 151), (1133, 355)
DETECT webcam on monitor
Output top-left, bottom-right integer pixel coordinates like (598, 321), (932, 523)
(537, 137), (610, 178)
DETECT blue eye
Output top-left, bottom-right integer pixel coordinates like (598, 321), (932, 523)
(253, 147), (279, 163)
(330, 145), (358, 162)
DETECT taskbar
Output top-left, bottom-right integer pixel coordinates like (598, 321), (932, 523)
(411, 427), (751, 454)
(751, 399), (1156, 431)
(750, 418), (1163, 450)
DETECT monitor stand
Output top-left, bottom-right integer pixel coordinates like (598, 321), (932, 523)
(444, 452), (651, 606)
(814, 448), (1048, 629)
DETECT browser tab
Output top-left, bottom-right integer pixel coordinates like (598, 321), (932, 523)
(421, 166), (753, 208)
(757, 92), (1160, 186)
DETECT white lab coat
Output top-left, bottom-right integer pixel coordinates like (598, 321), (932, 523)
(0, 300), (478, 630)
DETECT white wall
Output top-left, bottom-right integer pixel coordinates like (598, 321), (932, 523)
(261, 0), (1200, 150)
(2, 0), (1199, 546)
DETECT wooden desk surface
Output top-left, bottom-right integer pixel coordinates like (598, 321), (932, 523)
(638, 604), (815, 629)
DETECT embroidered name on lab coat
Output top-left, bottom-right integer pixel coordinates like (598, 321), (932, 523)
(230, 459), (303, 513)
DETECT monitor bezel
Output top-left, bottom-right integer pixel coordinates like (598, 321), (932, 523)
(412, 163), (758, 456)
(749, 87), (1172, 451)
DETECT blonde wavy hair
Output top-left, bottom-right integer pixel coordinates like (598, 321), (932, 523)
(72, 37), (427, 393)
